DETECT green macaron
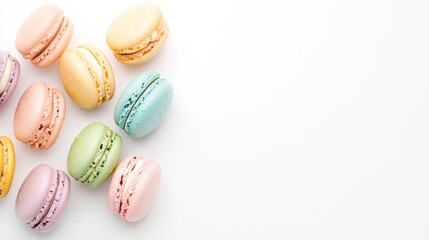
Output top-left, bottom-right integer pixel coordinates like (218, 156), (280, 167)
(67, 122), (122, 188)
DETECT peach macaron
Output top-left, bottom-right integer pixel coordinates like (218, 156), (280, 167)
(14, 82), (66, 150)
(15, 4), (74, 67)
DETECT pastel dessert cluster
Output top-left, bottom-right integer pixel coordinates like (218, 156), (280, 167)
(2, 1), (173, 233)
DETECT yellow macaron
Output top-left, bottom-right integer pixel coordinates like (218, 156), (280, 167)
(59, 44), (115, 109)
(106, 2), (169, 64)
(0, 136), (15, 199)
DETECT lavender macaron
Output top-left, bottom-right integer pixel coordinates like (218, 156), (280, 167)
(15, 164), (71, 233)
(0, 51), (20, 107)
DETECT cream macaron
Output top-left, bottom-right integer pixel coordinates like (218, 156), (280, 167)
(58, 44), (115, 109)
(106, 2), (169, 64)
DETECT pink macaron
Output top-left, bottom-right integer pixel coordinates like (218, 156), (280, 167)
(14, 82), (66, 150)
(108, 155), (161, 222)
(15, 4), (74, 67)
(0, 51), (20, 107)
(15, 164), (71, 233)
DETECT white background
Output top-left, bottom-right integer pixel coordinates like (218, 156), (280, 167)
(1, 0), (429, 239)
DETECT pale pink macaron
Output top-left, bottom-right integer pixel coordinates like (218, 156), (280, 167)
(14, 82), (66, 150)
(108, 155), (161, 222)
(16, 164), (71, 233)
(15, 4), (73, 67)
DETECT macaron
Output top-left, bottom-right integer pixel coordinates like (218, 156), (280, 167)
(106, 2), (169, 64)
(108, 155), (161, 222)
(15, 164), (71, 233)
(58, 44), (115, 109)
(114, 71), (173, 138)
(68, 122), (122, 188)
(14, 82), (66, 150)
(0, 136), (15, 199)
(15, 4), (74, 67)
(0, 51), (20, 107)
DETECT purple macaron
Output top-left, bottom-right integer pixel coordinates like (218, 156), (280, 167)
(0, 50), (20, 107)
(15, 164), (71, 233)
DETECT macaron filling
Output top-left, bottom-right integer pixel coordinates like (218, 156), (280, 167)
(0, 58), (12, 93)
(76, 47), (106, 99)
(119, 76), (161, 130)
(77, 128), (116, 184)
(115, 17), (166, 57)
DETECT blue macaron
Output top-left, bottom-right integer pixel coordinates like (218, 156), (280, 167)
(114, 71), (173, 138)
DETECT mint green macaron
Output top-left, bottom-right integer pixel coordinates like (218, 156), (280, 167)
(114, 71), (173, 138)
(67, 122), (122, 188)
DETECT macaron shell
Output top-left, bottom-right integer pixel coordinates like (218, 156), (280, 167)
(0, 136), (15, 199)
(15, 4), (63, 56)
(126, 78), (172, 138)
(59, 44), (114, 109)
(68, 122), (108, 179)
(0, 52), (20, 107)
(106, 2), (162, 51)
(14, 82), (49, 143)
(59, 48), (99, 109)
(15, 164), (53, 223)
(33, 19), (74, 68)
